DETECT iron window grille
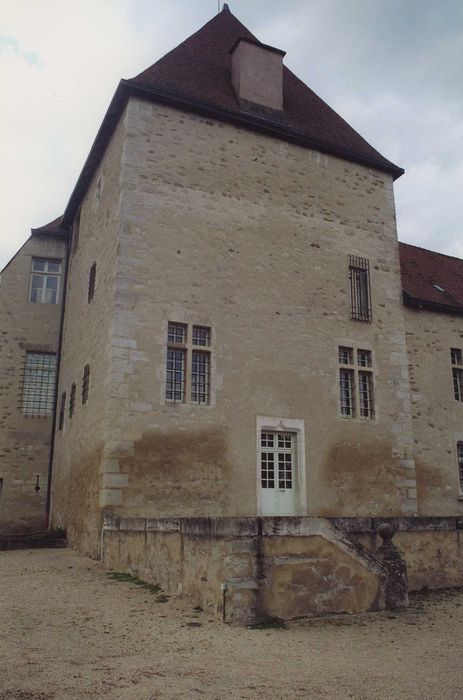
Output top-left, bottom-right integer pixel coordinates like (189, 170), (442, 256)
(82, 365), (90, 405)
(451, 349), (463, 402)
(29, 259), (61, 304)
(69, 383), (76, 418)
(191, 351), (210, 404)
(20, 352), (57, 417)
(88, 262), (97, 303)
(338, 346), (374, 419)
(458, 442), (463, 492)
(166, 322), (211, 404)
(58, 392), (66, 430)
(166, 349), (186, 402)
(349, 255), (372, 322)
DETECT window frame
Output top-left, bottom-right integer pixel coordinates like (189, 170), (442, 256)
(165, 322), (212, 405)
(338, 345), (375, 420)
(28, 258), (62, 305)
(457, 441), (463, 495)
(20, 351), (57, 418)
(349, 255), (372, 322)
(256, 416), (307, 516)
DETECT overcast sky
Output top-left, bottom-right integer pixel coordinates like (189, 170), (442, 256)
(1, 0), (462, 269)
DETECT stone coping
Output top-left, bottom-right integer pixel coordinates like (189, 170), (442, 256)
(102, 515), (463, 536)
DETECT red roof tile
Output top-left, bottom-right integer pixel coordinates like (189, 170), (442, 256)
(131, 6), (401, 177)
(399, 242), (463, 313)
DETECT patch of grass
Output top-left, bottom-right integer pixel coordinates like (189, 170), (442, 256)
(107, 571), (162, 595)
(249, 617), (286, 630)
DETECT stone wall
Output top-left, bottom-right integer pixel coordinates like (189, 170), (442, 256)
(332, 515), (463, 590)
(0, 233), (66, 533)
(91, 97), (416, 541)
(404, 307), (463, 516)
(102, 516), (389, 623)
(102, 515), (463, 623)
(50, 110), (129, 556)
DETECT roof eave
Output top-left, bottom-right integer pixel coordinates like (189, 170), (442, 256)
(61, 78), (404, 226)
(403, 291), (463, 317)
(61, 81), (131, 228)
(123, 80), (404, 179)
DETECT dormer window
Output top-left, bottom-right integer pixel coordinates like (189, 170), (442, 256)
(230, 37), (285, 117)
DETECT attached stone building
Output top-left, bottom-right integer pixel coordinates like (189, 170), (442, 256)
(1, 7), (463, 619)
(0, 218), (66, 534)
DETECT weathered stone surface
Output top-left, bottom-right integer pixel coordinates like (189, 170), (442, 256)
(0, 233), (66, 534)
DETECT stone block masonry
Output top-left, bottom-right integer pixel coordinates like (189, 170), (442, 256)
(0, 233), (67, 534)
(102, 516), (417, 624)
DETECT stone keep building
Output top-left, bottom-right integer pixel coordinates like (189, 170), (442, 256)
(2, 7), (463, 619)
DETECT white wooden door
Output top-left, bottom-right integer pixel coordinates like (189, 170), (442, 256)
(260, 431), (296, 515)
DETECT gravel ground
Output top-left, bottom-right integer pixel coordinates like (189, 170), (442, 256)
(0, 548), (462, 700)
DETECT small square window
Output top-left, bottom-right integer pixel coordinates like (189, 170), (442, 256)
(357, 349), (372, 367)
(261, 433), (274, 448)
(339, 347), (353, 365)
(192, 326), (210, 347)
(167, 323), (187, 344)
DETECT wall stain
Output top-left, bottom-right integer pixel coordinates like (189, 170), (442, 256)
(414, 459), (443, 512)
(65, 443), (103, 557)
(320, 439), (400, 515)
(119, 428), (230, 515)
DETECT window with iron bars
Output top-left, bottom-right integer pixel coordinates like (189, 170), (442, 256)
(451, 348), (463, 402)
(69, 383), (76, 418)
(20, 352), (57, 417)
(166, 322), (211, 404)
(338, 346), (374, 419)
(349, 255), (372, 322)
(82, 365), (90, 405)
(88, 262), (97, 303)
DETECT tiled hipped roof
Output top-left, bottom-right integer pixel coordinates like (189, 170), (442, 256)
(399, 242), (463, 315)
(131, 6), (402, 178)
(61, 6), (402, 226)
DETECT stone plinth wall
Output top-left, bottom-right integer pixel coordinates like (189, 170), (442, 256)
(330, 516), (463, 591)
(102, 516), (392, 623)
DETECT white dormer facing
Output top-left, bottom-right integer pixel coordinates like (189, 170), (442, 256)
(230, 37), (285, 115)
